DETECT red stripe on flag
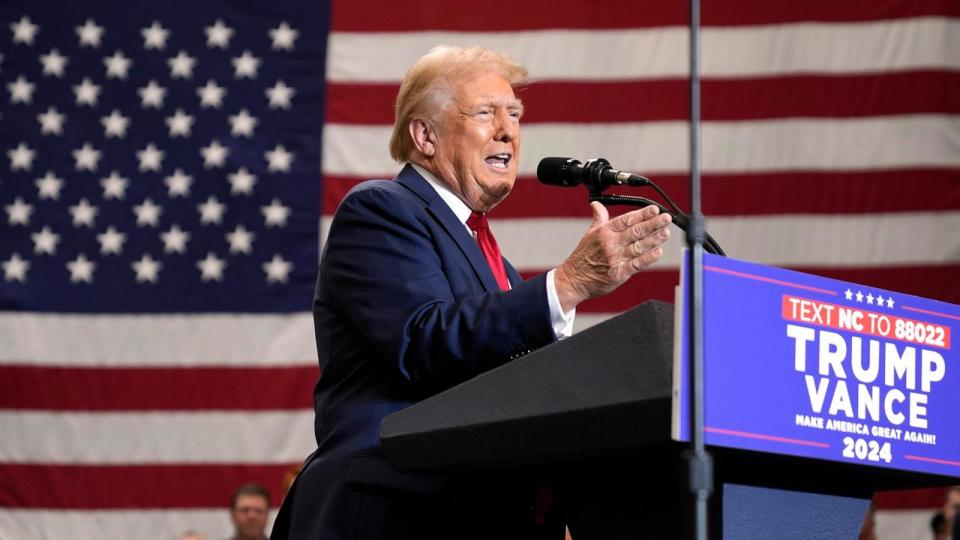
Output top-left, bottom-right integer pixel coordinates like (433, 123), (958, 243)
(324, 170), (960, 217)
(332, 0), (960, 31)
(520, 264), (960, 313)
(874, 487), (949, 510)
(327, 72), (960, 124)
(0, 464), (297, 509)
(0, 366), (317, 411)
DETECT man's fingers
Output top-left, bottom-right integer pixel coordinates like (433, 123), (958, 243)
(630, 247), (664, 270)
(630, 226), (671, 256)
(608, 204), (659, 232)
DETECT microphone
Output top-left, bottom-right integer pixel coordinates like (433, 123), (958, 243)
(537, 157), (650, 190)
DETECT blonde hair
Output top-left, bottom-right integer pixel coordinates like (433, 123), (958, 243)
(388, 45), (529, 162)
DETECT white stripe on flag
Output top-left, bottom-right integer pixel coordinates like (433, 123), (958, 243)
(323, 115), (960, 177)
(0, 411), (315, 463)
(327, 18), (960, 82)
(0, 312), (315, 366)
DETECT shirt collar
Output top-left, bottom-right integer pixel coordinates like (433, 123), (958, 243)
(409, 162), (473, 226)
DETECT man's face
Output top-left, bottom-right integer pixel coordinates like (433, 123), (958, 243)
(231, 494), (268, 538)
(429, 71), (522, 212)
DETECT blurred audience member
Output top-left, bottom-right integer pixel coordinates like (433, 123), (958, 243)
(178, 531), (206, 540)
(230, 483), (270, 540)
(946, 486), (960, 540)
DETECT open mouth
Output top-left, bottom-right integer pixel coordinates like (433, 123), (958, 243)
(485, 153), (511, 170)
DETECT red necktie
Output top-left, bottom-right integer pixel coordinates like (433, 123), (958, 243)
(466, 211), (510, 291)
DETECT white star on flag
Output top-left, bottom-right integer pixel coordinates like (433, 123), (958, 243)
(228, 167), (257, 195)
(226, 225), (255, 254)
(9, 142), (36, 171)
(133, 198), (163, 227)
(6, 197), (33, 225)
(164, 169), (193, 197)
(205, 19), (233, 48)
(229, 109), (258, 137)
(261, 198), (290, 227)
(263, 254), (292, 283)
(31, 226), (59, 255)
(36, 171), (64, 199)
(9, 76), (36, 104)
(269, 22), (298, 51)
(166, 109), (195, 137)
(141, 21), (169, 50)
(76, 19), (104, 48)
(69, 198), (98, 228)
(197, 80), (227, 109)
(232, 50), (260, 78)
(38, 106), (67, 135)
(139, 80), (167, 108)
(265, 144), (294, 172)
(2, 253), (30, 282)
(168, 51), (196, 79)
(161, 224), (190, 254)
(11, 16), (40, 45)
(132, 254), (162, 283)
(97, 226), (126, 255)
(100, 171), (129, 200)
(201, 140), (229, 168)
(73, 78), (101, 106)
(40, 48), (69, 77)
(104, 50), (133, 79)
(198, 196), (226, 224)
(266, 80), (294, 109)
(197, 252), (226, 281)
(67, 254), (96, 284)
(137, 143), (164, 172)
(101, 109), (131, 138)
(73, 143), (101, 171)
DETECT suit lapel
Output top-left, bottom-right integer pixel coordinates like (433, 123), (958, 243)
(395, 165), (502, 293)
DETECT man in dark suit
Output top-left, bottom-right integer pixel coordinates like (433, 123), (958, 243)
(273, 45), (672, 539)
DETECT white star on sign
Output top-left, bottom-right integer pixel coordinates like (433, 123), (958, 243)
(262, 198), (290, 228)
(266, 80), (294, 109)
(36, 171), (64, 200)
(38, 106), (66, 135)
(141, 21), (169, 50)
(67, 254), (96, 284)
(228, 167), (257, 195)
(76, 19), (104, 48)
(226, 224), (255, 254)
(165, 109), (194, 137)
(32, 226), (60, 255)
(164, 169), (192, 197)
(263, 254), (292, 284)
(11, 16), (39, 45)
(205, 19), (233, 49)
(73, 143), (101, 171)
(198, 196), (226, 225)
(197, 252), (226, 281)
(40, 48), (69, 77)
(133, 198), (163, 227)
(100, 171), (129, 200)
(855, 290), (864, 303)
(161, 224), (190, 254)
(6, 197), (32, 225)
(886, 297), (894, 308)
(875, 294), (885, 306)
(8, 76), (36, 104)
(865, 293), (874, 305)
(132, 253), (162, 283)
(137, 143), (164, 172)
(73, 78), (101, 106)
(101, 109), (130, 138)
(139, 80), (167, 108)
(2, 253), (29, 283)
(97, 226), (126, 255)
(232, 50), (260, 79)
(265, 144), (294, 172)
(69, 198), (98, 228)
(197, 80), (226, 109)
(200, 140), (229, 168)
(269, 22), (298, 51)
(168, 50), (196, 79)
(228, 109), (258, 137)
(843, 289), (853, 301)
(104, 50), (133, 79)
(8, 142), (36, 170)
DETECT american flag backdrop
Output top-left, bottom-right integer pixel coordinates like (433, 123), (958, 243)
(1, 0), (959, 538)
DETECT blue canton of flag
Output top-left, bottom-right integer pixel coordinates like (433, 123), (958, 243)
(0, 0), (325, 313)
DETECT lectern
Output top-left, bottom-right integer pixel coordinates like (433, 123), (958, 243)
(381, 301), (956, 539)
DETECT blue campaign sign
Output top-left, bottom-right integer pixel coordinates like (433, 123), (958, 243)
(674, 253), (960, 478)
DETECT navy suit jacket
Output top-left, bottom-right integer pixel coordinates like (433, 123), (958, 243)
(273, 165), (560, 539)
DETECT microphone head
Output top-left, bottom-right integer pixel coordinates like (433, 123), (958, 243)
(537, 157), (583, 187)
